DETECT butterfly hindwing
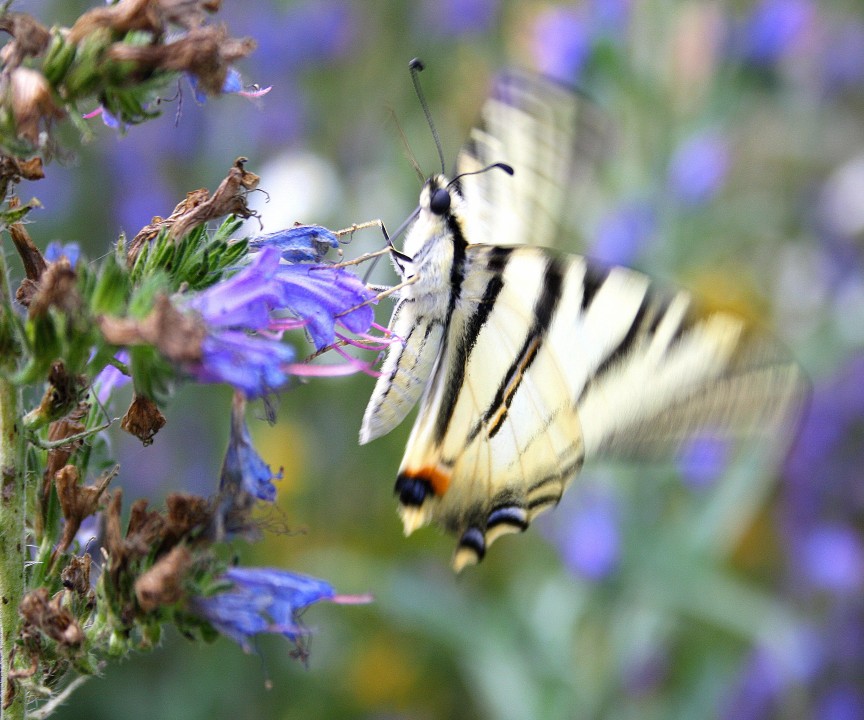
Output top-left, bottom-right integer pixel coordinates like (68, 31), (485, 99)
(394, 245), (585, 569)
(392, 245), (805, 570)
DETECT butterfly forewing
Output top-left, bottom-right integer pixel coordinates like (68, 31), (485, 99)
(359, 298), (445, 444)
(456, 71), (608, 251)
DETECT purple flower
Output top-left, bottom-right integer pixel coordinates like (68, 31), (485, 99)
(93, 350), (132, 405)
(532, 1), (632, 83)
(220, 392), (282, 505)
(228, 1), (357, 69)
(667, 130), (730, 205)
(738, 0), (815, 67)
(414, 0), (500, 37)
(187, 68), (271, 104)
(44, 241), (80, 268)
(676, 435), (730, 489)
(533, 7), (593, 84)
(181, 246), (374, 396)
(800, 524), (864, 594)
(591, 0), (632, 35)
(249, 224), (340, 263)
(820, 22), (864, 94)
(214, 394), (280, 539)
(194, 331), (296, 397)
(816, 686), (864, 720)
(83, 105), (122, 129)
(722, 632), (822, 720)
(273, 262), (374, 350)
(783, 354), (864, 531)
(558, 491), (620, 580)
(190, 567), (370, 655)
(591, 200), (656, 265)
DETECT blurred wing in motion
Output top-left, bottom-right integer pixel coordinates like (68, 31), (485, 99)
(455, 70), (609, 249)
(393, 245), (806, 571)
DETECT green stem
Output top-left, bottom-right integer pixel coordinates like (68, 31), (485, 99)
(0, 249), (26, 720)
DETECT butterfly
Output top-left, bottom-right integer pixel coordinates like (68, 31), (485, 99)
(359, 68), (806, 572)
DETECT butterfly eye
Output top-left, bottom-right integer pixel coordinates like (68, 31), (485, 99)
(429, 188), (451, 215)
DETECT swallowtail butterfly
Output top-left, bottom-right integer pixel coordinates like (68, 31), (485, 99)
(360, 67), (805, 572)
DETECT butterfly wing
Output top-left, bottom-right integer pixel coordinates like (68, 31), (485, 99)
(359, 296), (445, 444)
(455, 70), (609, 250)
(361, 71), (607, 444)
(394, 245), (806, 571)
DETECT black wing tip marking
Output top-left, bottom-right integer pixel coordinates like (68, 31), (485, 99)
(457, 527), (486, 560)
(487, 505), (529, 532)
(394, 473), (432, 506)
(452, 504), (530, 572)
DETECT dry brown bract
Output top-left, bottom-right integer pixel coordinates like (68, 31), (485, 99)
(68, 0), (225, 43)
(127, 157), (260, 263)
(0, 13), (50, 67)
(120, 394), (167, 445)
(134, 545), (192, 612)
(54, 465), (115, 554)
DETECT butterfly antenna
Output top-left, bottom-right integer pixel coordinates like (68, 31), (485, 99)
(409, 58), (446, 174)
(387, 106), (425, 184)
(449, 162), (514, 187)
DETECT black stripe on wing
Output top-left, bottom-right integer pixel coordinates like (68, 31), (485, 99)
(575, 286), (686, 406)
(465, 256), (566, 442)
(581, 263), (609, 310)
(433, 246), (513, 443)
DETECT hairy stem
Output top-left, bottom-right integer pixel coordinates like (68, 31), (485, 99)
(0, 249), (26, 720)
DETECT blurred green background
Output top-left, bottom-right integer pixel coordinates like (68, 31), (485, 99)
(16, 0), (864, 717)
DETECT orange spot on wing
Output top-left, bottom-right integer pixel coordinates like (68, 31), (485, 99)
(403, 466), (451, 496)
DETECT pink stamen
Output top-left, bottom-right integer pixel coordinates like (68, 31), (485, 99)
(269, 317), (307, 332)
(239, 85), (272, 99)
(330, 593), (374, 605)
(370, 322), (404, 344)
(332, 345), (381, 376)
(285, 349), (377, 376)
(82, 107), (103, 119)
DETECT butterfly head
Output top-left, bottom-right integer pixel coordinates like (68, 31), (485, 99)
(399, 175), (467, 271)
(426, 177), (452, 215)
(419, 174), (461, 217)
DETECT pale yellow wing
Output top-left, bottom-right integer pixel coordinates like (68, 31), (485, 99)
(393, 245), (806, 571)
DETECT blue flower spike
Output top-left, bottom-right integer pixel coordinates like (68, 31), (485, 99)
(191, 567), (371, 655)
(249, 224), (341, 263)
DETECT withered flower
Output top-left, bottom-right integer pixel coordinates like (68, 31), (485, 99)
(19, 588), (84, 648)
(6, 67), (64, 146)
(54, 465), (114, 554)
(120, 393), (167, 445)
(134, 545), (193, 613)
(127, 157), (259, 262)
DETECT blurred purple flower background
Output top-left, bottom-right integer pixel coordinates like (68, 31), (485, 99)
(35, 0), (864, 718)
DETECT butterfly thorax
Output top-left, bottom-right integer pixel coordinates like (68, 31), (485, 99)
(397, 175), (468, 316)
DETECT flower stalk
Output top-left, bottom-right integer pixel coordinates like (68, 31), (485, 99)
(0, 249), (26, 720)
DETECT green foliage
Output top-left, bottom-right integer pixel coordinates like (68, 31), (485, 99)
(128, 218), (249, 293)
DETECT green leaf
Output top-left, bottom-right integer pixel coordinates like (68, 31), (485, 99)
(0, 198), (41, 228)
(91, 254), (130, 315)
